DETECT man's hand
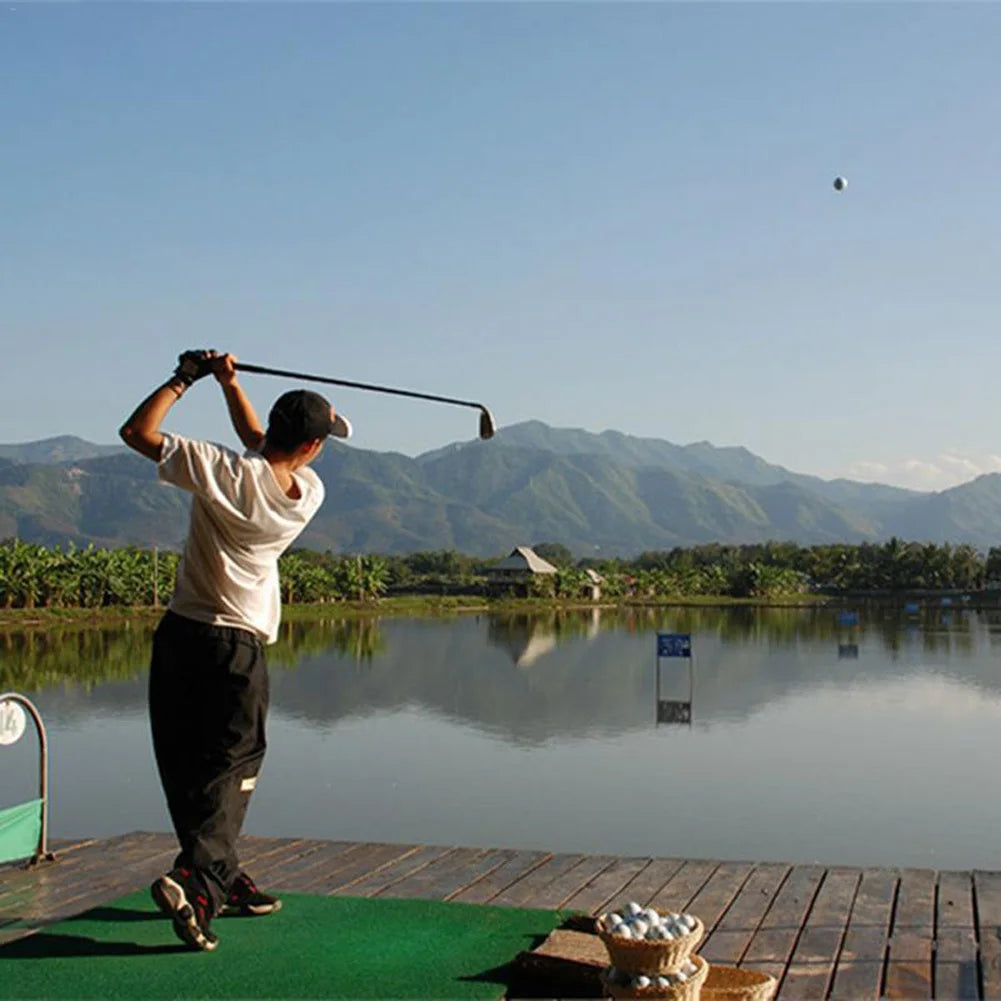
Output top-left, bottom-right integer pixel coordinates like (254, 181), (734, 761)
(210, 352), (239, 387)
(174, 349), (216, 387)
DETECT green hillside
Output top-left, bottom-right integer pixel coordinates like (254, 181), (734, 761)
(0, 424), (998, 556)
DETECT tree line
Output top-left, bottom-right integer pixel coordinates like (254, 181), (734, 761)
(1, 537), (997, 610)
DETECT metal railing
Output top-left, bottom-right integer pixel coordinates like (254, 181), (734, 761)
(0, 692), (55, 867)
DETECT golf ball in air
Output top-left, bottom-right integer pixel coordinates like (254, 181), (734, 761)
(833, 176), (847, 191)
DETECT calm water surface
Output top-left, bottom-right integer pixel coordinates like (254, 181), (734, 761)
(3, 605), (1000, 870)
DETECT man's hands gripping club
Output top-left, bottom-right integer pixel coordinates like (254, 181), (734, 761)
(174, 349), (240, 388)
(120, 350), (263, 461)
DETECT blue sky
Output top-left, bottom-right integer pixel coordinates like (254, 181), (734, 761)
(3, 3), (1000, 490)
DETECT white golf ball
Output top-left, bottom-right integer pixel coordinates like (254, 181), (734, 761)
(833, 175), (847, 192)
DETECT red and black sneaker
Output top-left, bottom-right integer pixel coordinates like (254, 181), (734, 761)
(219, 871), (282, 917)
(150, 867), (219, 951)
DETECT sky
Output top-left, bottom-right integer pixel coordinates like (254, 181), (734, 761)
(3, 3), (1001, 492)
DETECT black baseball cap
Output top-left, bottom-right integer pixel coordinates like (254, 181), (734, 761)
(267, 389), (352, 447)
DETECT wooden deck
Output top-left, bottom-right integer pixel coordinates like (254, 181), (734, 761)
(1, 832), (999, 999)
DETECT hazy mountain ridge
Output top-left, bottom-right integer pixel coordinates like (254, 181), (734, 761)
(0, 428), (999, 555)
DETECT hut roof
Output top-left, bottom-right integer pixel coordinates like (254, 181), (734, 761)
(491, 546), (559, 574)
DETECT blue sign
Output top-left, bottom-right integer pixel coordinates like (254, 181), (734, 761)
(657, 633), (692, 658)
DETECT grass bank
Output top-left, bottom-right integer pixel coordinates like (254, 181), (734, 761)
(0, 592), (831, 629)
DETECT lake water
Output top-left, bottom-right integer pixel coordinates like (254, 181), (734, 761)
(2, 604), (1000, 871)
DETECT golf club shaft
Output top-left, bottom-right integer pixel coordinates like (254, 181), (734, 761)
(233, 362), (496, 438)
(234, 362), (484, 411)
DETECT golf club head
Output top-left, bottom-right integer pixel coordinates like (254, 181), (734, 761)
(478, 408), (496, 440)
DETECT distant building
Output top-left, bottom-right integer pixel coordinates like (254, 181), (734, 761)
(487, 546), (558, 596)
(583, 568), (604, 602)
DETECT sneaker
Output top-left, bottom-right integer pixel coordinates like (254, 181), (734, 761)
(219, 871), (282, 917)
(150, 868), (219, 951)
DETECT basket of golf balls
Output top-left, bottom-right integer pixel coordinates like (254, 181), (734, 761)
(597, 902), (705, 975)
(601, 954), (709, 1000)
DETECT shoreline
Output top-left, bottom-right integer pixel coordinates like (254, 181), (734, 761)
(0, 592), (851, 630)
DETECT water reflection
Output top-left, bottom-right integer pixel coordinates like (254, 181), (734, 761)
(6, 604), (1001, 866)
(5, 603), (1001, 740)
(655, 657), (694, 726)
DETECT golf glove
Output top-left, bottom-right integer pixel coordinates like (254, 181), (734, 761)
(173, 349), (216, 387)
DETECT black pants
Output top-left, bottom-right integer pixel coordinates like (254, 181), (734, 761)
(148, 610), (268, 913)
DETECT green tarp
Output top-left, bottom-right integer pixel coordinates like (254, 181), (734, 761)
(0, 890), (564, 999)
(0, 799), (41, 865)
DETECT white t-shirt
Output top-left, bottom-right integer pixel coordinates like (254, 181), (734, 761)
(158, 433), (325, 644)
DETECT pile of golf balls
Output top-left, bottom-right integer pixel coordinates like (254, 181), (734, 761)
(598, 901), (698, 942)
(606, 961), (700, 989)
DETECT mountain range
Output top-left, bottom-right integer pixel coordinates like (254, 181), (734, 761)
(2, 424), (1001, 557)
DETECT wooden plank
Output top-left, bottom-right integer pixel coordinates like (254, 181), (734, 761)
(373, 847), (492, 900)
(340, 845), (456, 898)
(839, 925), (890, 964)
(441, 850), (530, 902)
(0, 833), (180, 942)
(742, 865), (826, 983)
(13, 833), (175, 912)
(231, 838), (326, 887)
(685, 861), (756, 933)
(828, 869), (896, 1001)
(883, 868), (936, 1000)
(680, 863), (757, 974)
(262, 841), (364, 892)
(702, 863), (791, 966)
(532, 855), (620, 910)
(843, 868), (898, 931)
(893, 867), (936, 931)
(975, 871), (1001, 1001)
(935, 927), (978, 1000)
(884, 931), (932, 1000)
(0, 832), (159, 908)
(938, 871), (975, 928)
(561, 856), (652, 915)
(934, 872), (977, 1001)
(780, 868), (860, 1000)
(827, 961), (883, 1001)
(601, 858), (688, 913)
(235, 836), (312, 869)
(490, 854), (587, 908)
(779, 927), (845, 1000)
(310, 843), (425, 895)
(0, 832), (162, 901)
(647, 859), (721, 914)
(449, 851), (552, 905)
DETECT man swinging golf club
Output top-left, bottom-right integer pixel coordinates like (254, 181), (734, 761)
(119, 349), (351, 951)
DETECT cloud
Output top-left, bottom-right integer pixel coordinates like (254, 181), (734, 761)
(843, 452), (1001, 491)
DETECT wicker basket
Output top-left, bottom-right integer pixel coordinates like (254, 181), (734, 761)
(700, 965), (776, 1001)
(599, 916), (705, 975)
(601, 954), (710, 1000)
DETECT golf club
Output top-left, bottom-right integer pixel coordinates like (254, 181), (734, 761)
(233, 362), (497, 440)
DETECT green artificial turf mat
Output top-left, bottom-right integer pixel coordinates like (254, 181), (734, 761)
(0, 891), (564, 999)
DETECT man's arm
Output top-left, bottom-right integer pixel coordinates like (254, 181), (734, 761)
(213, 354), (266, 452)
(119, 377), (188, 461)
